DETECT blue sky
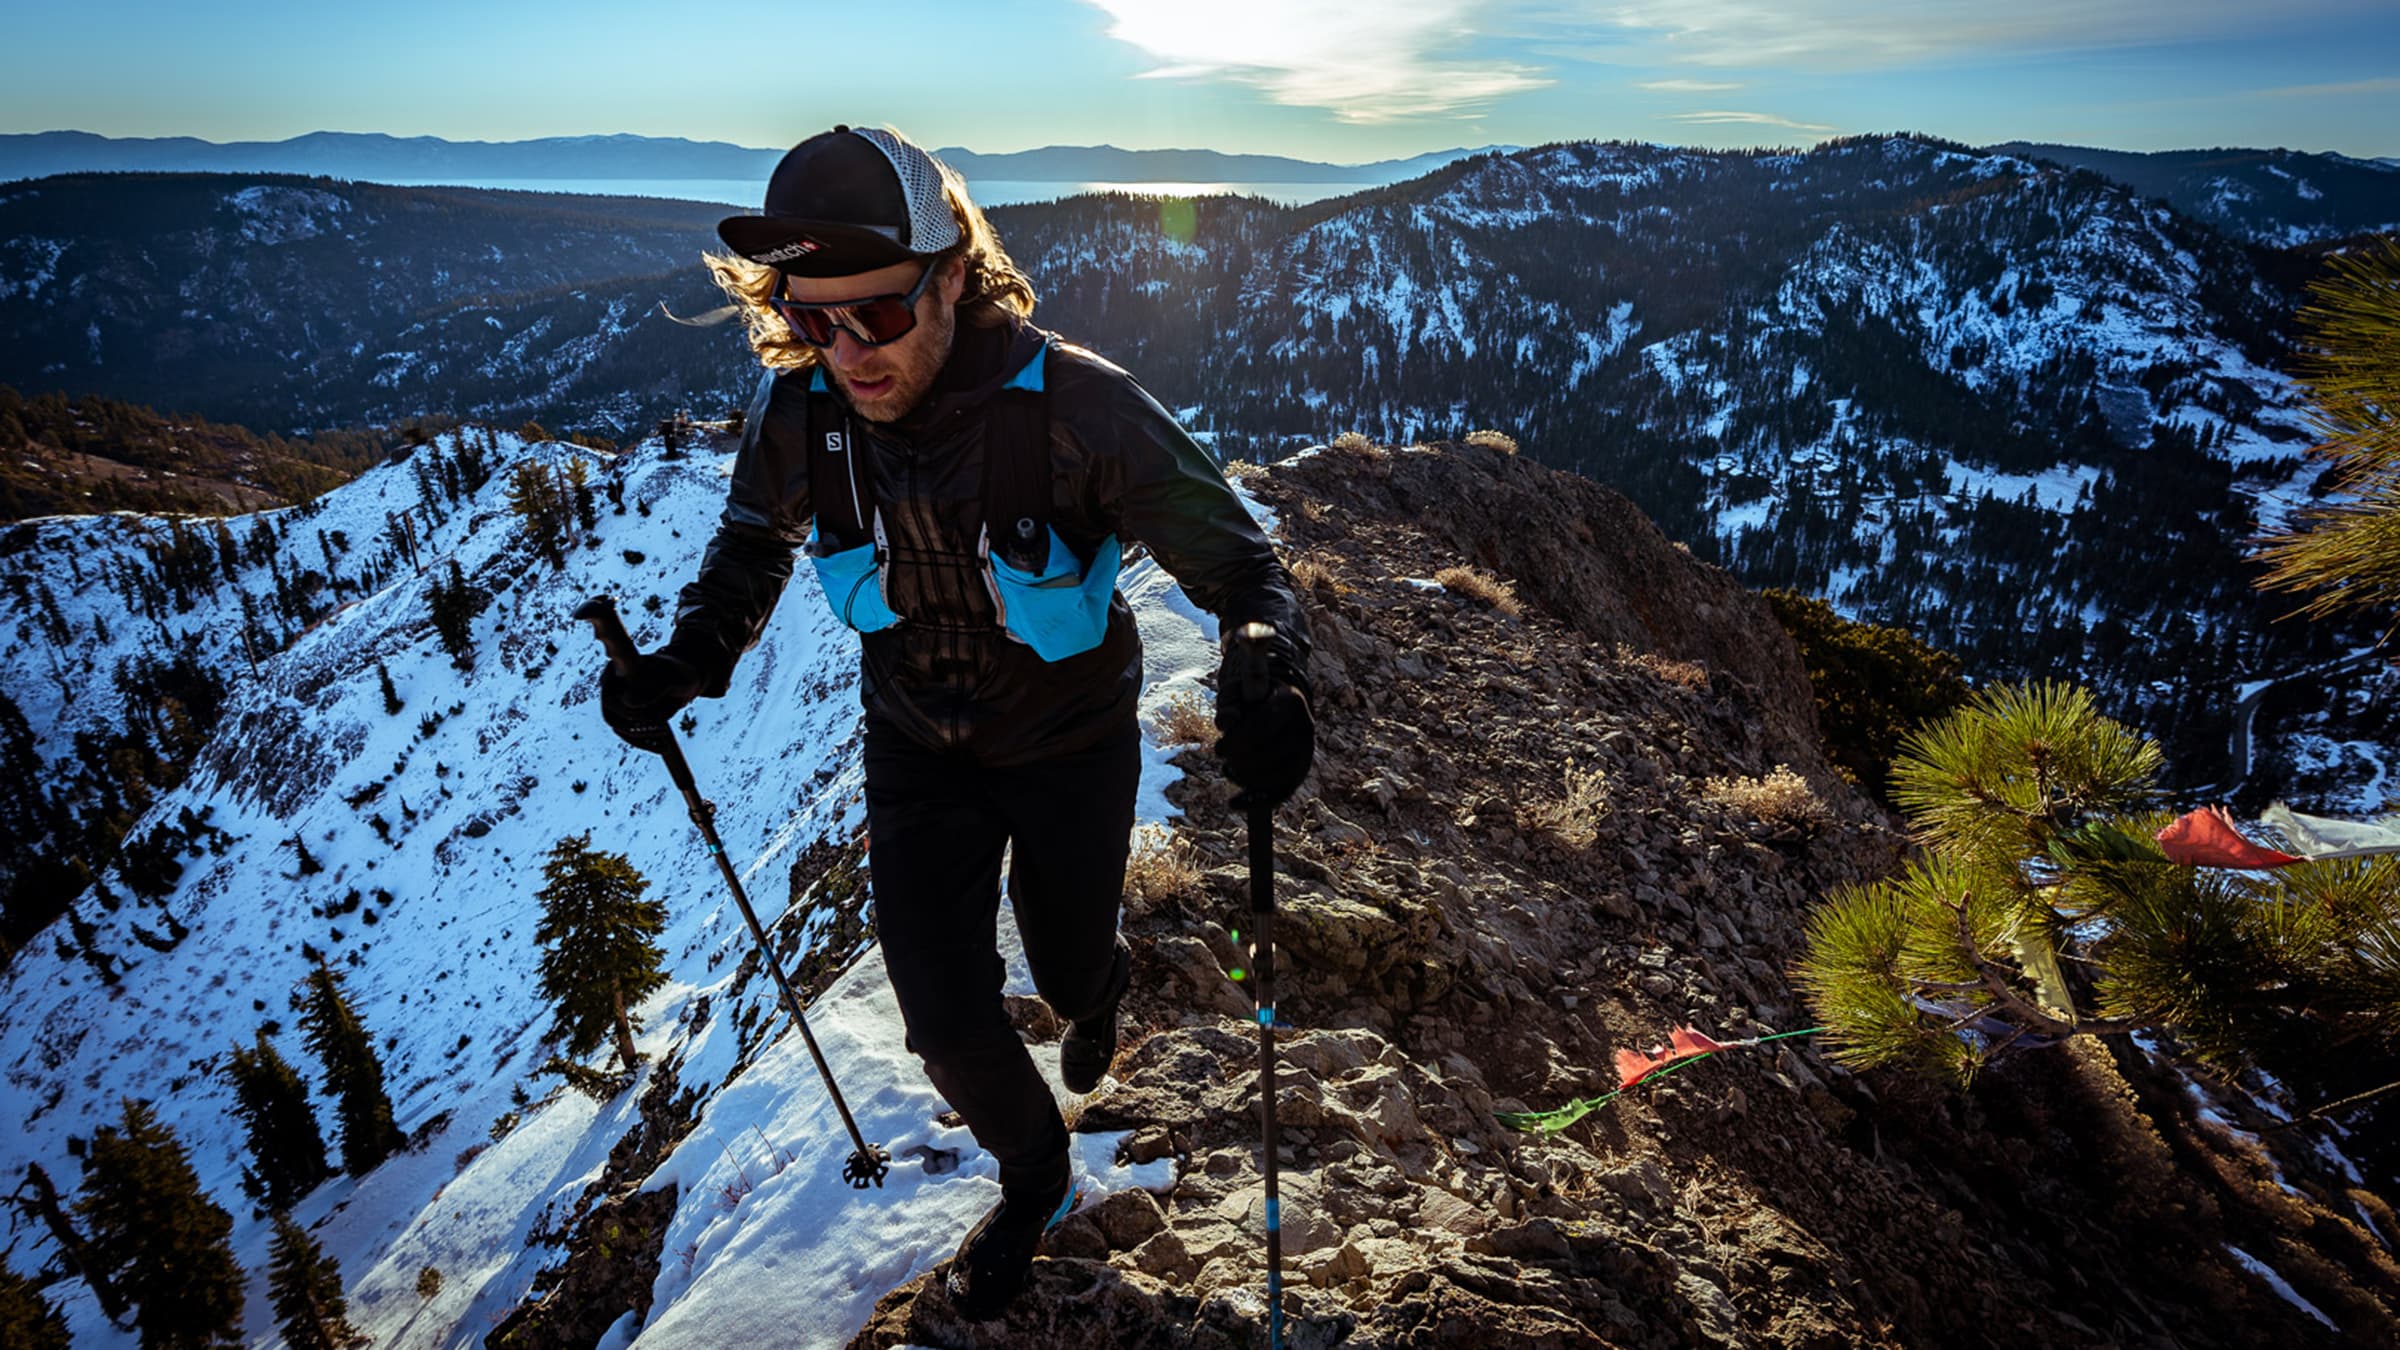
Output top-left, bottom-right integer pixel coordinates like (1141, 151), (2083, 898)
(3, 0), (2395, 161)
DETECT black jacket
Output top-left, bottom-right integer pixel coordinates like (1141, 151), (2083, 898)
(668, 317), (1308, 765)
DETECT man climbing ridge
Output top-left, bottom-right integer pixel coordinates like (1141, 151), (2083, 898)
(596, 124), (1315, 1319)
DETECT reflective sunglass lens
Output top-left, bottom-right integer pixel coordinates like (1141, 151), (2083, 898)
(853, 299), (916, 343)
(774, 297), (916, 348)
(797, 310), (840, 345)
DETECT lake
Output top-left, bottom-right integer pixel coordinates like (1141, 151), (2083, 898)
(369, 176), (1374, 209)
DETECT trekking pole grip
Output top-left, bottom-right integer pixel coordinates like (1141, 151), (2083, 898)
(1229, 620), (1277, 706)
(572, 595), (640, 676)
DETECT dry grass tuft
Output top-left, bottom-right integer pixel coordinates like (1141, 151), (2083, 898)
(1222, 459), (1266, 482)
(1154, 692), (1219, 749)
(1617, 644), (1709, 691)
(1289, 549), (1347, 597)
(1702, 765), (1830, 826)
(1328, 430), (1381, 457)
(1463, 429), (1520, 455)
(1435, 565), (1523, 617)
(1519, 759), (1610, 848)
(1122, 825), (1202, 914)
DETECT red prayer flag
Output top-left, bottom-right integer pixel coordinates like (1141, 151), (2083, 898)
(2156, 806), (2301, 870)
(1613, 1026), (1734, 1089)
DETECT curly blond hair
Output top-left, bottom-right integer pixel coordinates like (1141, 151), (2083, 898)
(704, 150), (1037, 372)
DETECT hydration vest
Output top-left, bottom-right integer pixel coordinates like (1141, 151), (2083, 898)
(802, 341), (1122, 663)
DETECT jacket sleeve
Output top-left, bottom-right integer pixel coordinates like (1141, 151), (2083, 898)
(1076, 362), (1312, 679)
(666, 368), (814, 697)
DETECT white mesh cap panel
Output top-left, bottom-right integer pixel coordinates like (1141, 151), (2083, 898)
(855, 127), (961, 254)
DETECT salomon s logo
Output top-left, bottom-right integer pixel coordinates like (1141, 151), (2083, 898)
(827, 432), (846, 455)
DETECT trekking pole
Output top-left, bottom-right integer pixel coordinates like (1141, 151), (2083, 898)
(1227, 621), (1287, 1350)
(574, 595), (890, 1189)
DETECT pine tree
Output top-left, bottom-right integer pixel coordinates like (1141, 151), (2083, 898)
(212, 519), (241, 584)
(426, 560), (485, 668)
(224, 1029), (333, 1210)
(12, 1160), (128, 1324)
(1796, 682), (2400, 1093)
(75, 1099), (244, 1349)
(267, 1212), (368, 1350)
(376, 661), (402, 716)
(2253, 236), (2400, 626)
(505, 461), (571, 566)
(533, 833), (668, 1073)
(0, 1262), (71, 1350)
(297, 963), (404, 1176)
(568, 458), (597, 534)
(289, 833), (323, 877)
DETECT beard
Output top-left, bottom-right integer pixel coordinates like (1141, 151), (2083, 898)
(830, 299), (957, 424)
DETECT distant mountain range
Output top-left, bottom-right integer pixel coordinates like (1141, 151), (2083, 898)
(1988, 141), (2400, 245)
(0, 130), (1504, 186)
(8, 135), (2393, 808)
(0, 175), (741, 432)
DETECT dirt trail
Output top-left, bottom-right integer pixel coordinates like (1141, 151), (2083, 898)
(851, 439), (2399, 1349)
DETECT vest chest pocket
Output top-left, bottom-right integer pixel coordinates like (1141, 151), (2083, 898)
(808, 526), (904, 634)
(984, 525), (1120, 662)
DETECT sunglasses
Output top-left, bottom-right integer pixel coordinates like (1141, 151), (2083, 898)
(768, 263), (937, 348)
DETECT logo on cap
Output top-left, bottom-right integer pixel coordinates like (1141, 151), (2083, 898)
(757, 238), (823, 263)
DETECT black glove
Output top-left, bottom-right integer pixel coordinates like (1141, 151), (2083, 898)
(1214, 625), (1314, 810)
(598, 651), (704, 754)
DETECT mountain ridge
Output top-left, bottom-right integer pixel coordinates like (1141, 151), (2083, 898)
(1986, 140), (2400, 245)
(0, 129), (1503, 186)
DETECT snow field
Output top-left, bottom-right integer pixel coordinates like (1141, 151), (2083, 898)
(2, 431), (1258, 1347)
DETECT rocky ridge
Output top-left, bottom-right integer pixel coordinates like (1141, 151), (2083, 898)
(850, 439), (2398, 1348)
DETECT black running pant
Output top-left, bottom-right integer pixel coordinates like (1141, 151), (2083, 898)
(865, 717), (1138, 1193)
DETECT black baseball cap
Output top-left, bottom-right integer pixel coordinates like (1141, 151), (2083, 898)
(717, 125), (963, 276)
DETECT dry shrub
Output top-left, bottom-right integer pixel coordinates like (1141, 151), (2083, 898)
(1328, 430), (1381, 456)
(1520, 759), (1610, 848)
(1123, 826), (1201, 914)
(1463, 429), (1520, 455)
(1155, 692), (1219, 749)
(1289, 549), (1347, 597)
(1435, 565), (1523, 617)
(1702, 765), (1829, 826)
(1222, 458), (1265, 482)
(1618, 643), (1709, 691)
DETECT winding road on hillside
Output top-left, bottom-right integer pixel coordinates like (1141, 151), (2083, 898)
(2222, 647), (2388, 797)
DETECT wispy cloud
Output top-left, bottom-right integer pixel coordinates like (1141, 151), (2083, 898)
(2249, 75), (2400, 98)
(1638, 78), (1743, 92)
(1664, 109), (1838, 134)
(1083, 0), (1550, 122)
(1593, 0), (2368, 70)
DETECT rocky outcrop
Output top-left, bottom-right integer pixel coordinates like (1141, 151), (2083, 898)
(850, 441), (2399, 1348)
(489, 1054), (703, 1348)
(487, 1184), (678, 1350)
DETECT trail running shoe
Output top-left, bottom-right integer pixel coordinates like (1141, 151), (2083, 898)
(1061, 999), (1119, 1095)
(944, 1169), (1080, 1320)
